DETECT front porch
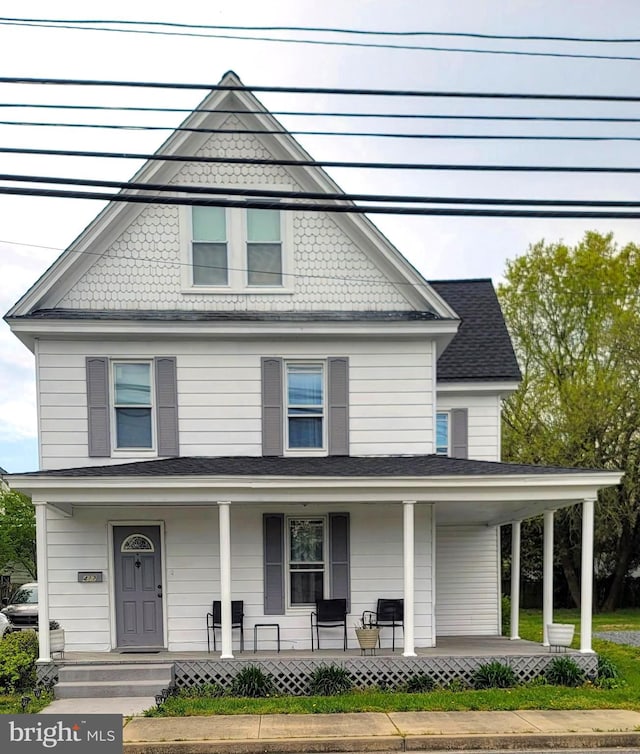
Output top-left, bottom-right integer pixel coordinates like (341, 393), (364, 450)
(38, 636), (597, 695)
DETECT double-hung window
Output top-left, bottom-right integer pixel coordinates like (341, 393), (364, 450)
(286, 363), (324, 450)
(246, 207), (282, 286)
(191, 206), (228, 286)
(186, 202), (288, 291)
(436, 411), (449, 455)
(288, 518), (325, 605)
(113, 362), (153, 449)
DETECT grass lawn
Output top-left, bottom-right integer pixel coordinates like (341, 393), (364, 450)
(0, 693), (52, 714)
(147, 608), (640, 716)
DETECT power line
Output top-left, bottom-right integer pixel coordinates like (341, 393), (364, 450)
(4, 20), (640, 63)
(3, 184), (640, 218)
(5, 119), (640, 142)
(2, 146), (640, 174)
(4, 102), (640, 124)
(5, 102), (640, 125)
(3, 172), (640, 208)
(6, 17), (640, 43)
(5, 77), (640, 103)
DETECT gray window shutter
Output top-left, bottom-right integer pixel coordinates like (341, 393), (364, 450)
(451, 408), (468, 459)
(261, 357), (283, 456)
(329, 512), (350, 610)
(155, 357), (179, 457)
(263, 513), (285, 615)
(328, 357), (349, 456)
(86, 357), (110, 457)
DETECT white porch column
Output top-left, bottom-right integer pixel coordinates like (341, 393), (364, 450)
(510, 520), (521, 640)
(217, 501), (233, 659)
(580, 497), (596, 654)
(542, 509), (554, 646)
(34, 501), (50, 663)
(402, 500), (416, 657)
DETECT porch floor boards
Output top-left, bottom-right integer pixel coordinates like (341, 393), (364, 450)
(58, 636), (576, 663)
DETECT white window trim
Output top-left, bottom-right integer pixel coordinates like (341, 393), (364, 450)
(435, 410), (450, 456)
(286, 515), (328, 611)
(110, 359), (157, 457)
(284, 360), (328, 456)
(179, 187), (295, 294)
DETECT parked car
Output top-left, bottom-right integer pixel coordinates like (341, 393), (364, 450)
(0, 612), (11, 638)
(1, 582), (38, 629)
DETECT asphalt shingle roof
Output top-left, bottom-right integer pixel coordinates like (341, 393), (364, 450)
(430, 279), (521, 382)
(14, 455), (596, 478)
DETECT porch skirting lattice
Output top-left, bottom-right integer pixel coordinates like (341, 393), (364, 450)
(173, 654), (598, 695)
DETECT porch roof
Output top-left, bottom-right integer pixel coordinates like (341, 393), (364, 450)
(11, 453), (612, 478)
(10, 455), (620, 526)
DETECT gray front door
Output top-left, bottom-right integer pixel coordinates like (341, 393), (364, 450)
(113, 525), (164, 648)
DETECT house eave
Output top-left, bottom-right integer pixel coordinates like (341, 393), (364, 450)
(6, 316), (460, 352)
(10, 470), (621, 508)
(437, 380), (521, 395)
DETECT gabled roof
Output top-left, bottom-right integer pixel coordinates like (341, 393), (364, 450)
(430, 279), (521, 382)
(11, 454), (601, 478)
(6, 71), (457, 322)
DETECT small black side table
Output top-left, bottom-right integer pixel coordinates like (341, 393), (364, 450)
(253, 623), (281, 652)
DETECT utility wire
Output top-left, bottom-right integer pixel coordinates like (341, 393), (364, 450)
(5, 120), (640, 141)
(5, 77), (640, 103)
(4, 20), (640, 63)
(5, 103), (640, 124)
(3, 184), (640, 218)
(6, 17), (640, 42)
(3, 172), (640, 208)
(1, 146), (639, 174)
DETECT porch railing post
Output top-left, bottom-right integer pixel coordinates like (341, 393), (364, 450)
(510, 519), (521, 640)
(217, 501), (233, 659)
(542, 509), (554, 646)
(580, 497), (596, 654)
(402, 500), (416, 657)
(34, 501), (51, 663)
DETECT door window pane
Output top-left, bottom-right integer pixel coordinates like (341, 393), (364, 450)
(289, 518), (324, 606)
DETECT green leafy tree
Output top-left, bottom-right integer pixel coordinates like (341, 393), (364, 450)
(0, 490), (36, 581)
(498, 231), (640, 610)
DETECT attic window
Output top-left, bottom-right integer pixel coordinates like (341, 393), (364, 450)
(181, 193), (293, 294)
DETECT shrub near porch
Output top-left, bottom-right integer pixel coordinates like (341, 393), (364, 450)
(147, 609), (640, 716)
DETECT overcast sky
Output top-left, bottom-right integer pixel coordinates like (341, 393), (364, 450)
(2, 0), (640, 472)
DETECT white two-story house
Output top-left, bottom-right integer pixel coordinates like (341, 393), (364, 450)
(6, 72), (619, 664)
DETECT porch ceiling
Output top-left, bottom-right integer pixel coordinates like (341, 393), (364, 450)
(10, 455), (621, 526)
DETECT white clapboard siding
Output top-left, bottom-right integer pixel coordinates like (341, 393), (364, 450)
(437, 393), (502, 461)
(37, 338), (435, 469)
(45, 502), (434, 652)
(435, 525), (500, 636)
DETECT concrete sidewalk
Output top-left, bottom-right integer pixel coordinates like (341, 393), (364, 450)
(121, 709), (640, 752)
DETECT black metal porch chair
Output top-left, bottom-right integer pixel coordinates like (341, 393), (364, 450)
(362, 598), (404, 651)
(310, 598), (347, 651)
(206, 600), (244, 652)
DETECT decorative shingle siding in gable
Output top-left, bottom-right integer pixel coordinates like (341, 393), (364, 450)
(57, 118), (412, 312)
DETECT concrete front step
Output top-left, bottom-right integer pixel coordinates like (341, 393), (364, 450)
(55, 663), (174, 699)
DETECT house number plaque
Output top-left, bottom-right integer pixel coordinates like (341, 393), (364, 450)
(77, 571), (103, 583)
